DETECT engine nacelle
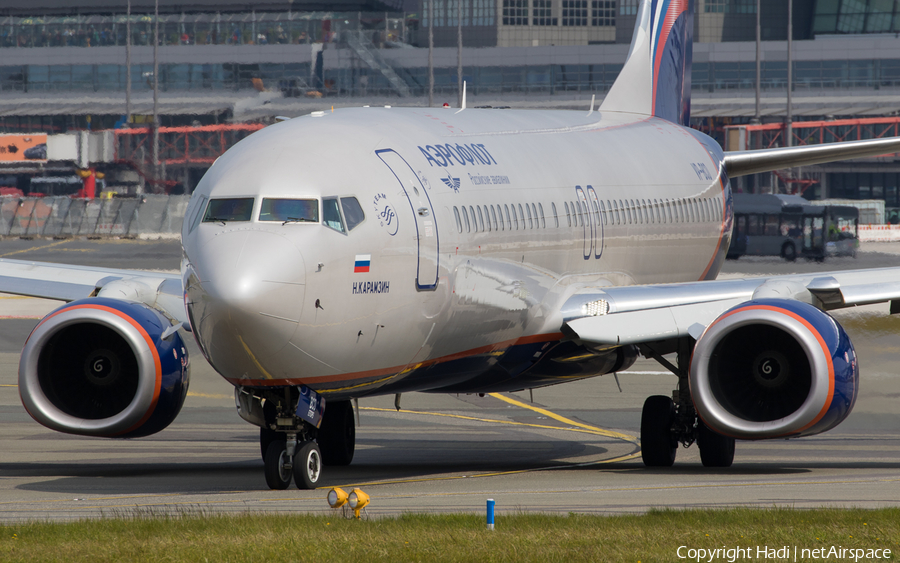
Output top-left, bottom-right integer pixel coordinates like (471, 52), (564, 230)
(19, 297), (190, 438)
(690, 299), (858, 440)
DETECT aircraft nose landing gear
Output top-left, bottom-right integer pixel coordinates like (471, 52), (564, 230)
(236, 385), (330, 490)
(264, 432), (323, 490)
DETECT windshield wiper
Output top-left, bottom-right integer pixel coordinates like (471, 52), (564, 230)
(282, 217), (311, 225)
(205, 217), (227, 225)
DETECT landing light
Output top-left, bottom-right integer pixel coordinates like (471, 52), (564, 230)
(582, 299), (610, 317)
(327, 487), (349, 509)
(347, 488), (370, 519)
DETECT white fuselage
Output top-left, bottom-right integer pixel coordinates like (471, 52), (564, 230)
(181, 107), (731, 398)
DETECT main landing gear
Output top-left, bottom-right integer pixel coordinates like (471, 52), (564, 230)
(237, 386), (357, 490)
(639, 338), (735, 468)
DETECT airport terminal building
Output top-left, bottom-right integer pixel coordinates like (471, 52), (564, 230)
(1, 0), (900, 219)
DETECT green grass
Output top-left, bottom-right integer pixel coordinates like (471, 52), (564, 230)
(1, 508), (897, 563)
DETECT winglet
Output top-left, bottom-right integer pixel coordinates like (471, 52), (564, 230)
(600, 0), (694, 126)
(455, 81), (467, 114)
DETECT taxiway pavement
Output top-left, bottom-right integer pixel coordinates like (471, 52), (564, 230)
(1, 238), (899, 520)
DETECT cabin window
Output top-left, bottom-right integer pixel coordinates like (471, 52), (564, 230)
(477, 206), (486, 232)
(504, 204), (512, 230)
(512, 204), (520, 230)
(462, 205), (471, 232)
(564, 202), (571, 227)
(203, 197), (254, 223)
(525, 204), (533, 229)
(260, 198), (319, 224)
(454, 206), (462, 233)
(599, 200), (607, 225)
(517, 204), (525, 229)
(551, 202), (559, 227)
(642, 199), (649, 224)
(490, 205), (499, 231)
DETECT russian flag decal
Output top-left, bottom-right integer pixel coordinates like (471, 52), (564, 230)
(354, 254), (371, 273)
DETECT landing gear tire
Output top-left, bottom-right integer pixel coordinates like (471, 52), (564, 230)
(641, 395), (677, 467)
(264, 440), (292, 490)
(318, 400), (355, 466)
(698, 423), (735, 468)
(260, 428), (286, 461)
(293, 441), (322, 490)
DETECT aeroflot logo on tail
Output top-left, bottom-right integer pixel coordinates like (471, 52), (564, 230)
(418, 143), (498, 168)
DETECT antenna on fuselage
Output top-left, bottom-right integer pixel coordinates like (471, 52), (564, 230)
(587, 94), (596, 116)
(455, 81), (467, 114)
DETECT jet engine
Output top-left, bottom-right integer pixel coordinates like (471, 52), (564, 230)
(690, 299), (858, 440)
(19, 297), (189, 438)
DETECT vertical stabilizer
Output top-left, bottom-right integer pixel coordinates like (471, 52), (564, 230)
(600, 0), (694, 126)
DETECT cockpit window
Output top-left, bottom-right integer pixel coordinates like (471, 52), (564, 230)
(188, 194), (208, 233)
(340, 197), (365, 231)
(322, 197), (345, 233)
(203, 198), (254, 223)
(259, 198), (319, 223)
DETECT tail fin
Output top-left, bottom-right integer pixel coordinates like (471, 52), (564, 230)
(600, 0), (694, 126)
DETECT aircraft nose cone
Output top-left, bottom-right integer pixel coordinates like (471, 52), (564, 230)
(188, 229), (305, 380)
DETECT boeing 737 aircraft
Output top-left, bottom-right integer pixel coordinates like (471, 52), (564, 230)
(5, 0), (900, 490)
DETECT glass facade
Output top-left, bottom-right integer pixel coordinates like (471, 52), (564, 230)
(814, 0), (900, 34)
(829, 172), (900, 206)
(4, 58), (899, 96)
(0, 11), (413, 48)
(704, 0), (756, 14)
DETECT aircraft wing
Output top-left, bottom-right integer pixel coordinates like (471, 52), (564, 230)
(0, 258), (186, 324)
(725, 136), (900, 178)
(561, 267), (900, 347)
